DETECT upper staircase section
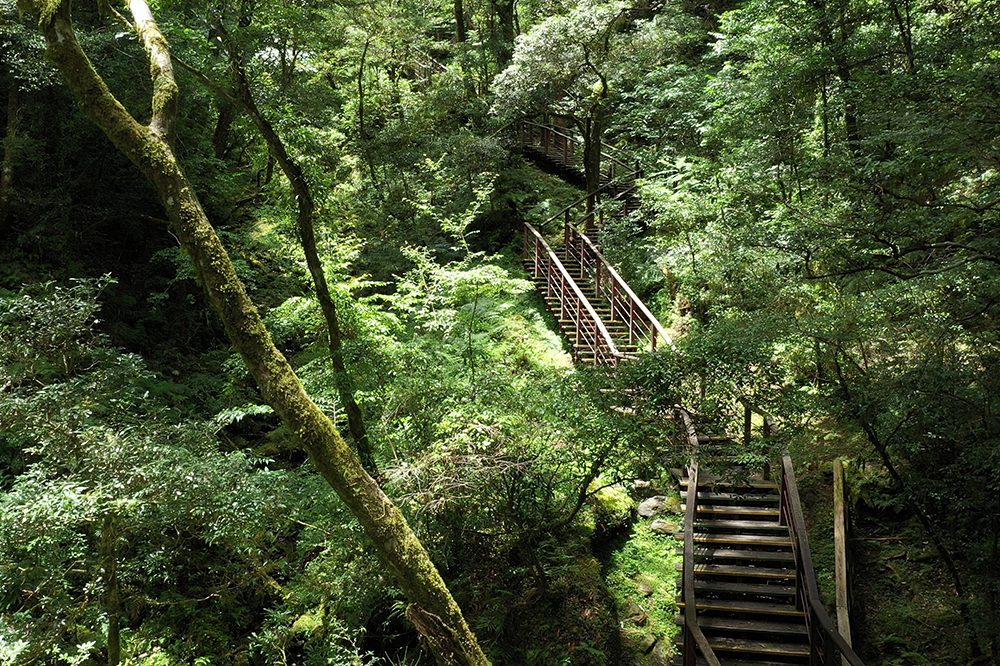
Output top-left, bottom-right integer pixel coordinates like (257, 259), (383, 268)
(522, 187), (674, 365)
(517, 120), (642, 214)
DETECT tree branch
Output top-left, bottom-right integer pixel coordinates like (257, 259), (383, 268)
(129, 0), (177, 145)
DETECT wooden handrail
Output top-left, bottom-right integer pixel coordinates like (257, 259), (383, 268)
(565, 222), (678, 354)
(780, 455), (868, 666)
(678, 408), (723, 666)
(523, 222), (628, 365)
(519, 120), (640, 181)
(537, 177), (636, 234)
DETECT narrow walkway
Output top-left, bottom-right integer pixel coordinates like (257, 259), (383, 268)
(676, 464), (809, 665)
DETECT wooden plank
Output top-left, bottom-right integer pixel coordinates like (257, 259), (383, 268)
(683, 505), (781, 516)
(679, 477), (780, 490)
(670, 657), (810, 666)
(676, 563), (797, 579)
(834, 459), (853, 663)
(680, 533), (794, 547)
(675, 615), (808, 636)
(694, 520), (788, 532)
(681, 491), (780, 503)
(683, 548), (795, 563)
(704, 636), (810, 657)
(677, 598), (804, 617)
(692, 580), (797, 597)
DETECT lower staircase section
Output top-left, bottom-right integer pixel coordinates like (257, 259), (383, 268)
(675, 469), (810, 666)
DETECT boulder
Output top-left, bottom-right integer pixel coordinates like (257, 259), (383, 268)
(637, 496), (669, 518)
(650, 519), (679, 535)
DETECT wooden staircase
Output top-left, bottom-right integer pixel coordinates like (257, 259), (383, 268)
(525, 244), (640, 363)
(674, 466), (810, 666)
(517, 121), (866, 666)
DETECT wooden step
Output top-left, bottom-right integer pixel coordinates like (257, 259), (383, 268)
(676, 563), (796, 580)
(692, 636), (810, 658)
(673, 657), (808, 666)
(680, 477), (779, 490)
(697, 434), (732, 442)
(681, 490), (780, 504)
(679, 533), (794, 547)
(691, 580), (797, 598)
(693, 520), (788, 532)
(683, 505), (781, 517)
(683, 548), (795, 564)
(675, 615), (809, 637)
(676, 598), (804, 617)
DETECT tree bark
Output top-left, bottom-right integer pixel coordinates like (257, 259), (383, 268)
(0, 82), (21, 236)
(215, 30), (378, 476)
(454, 0), (467, 42)
(490, 0), (515, 67)
(581, 106), (604, 232)
(212, 98), (236, 160)
(26, 2), (487, 664)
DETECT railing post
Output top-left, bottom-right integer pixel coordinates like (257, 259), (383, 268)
(546, 254), (554, 297)
(629, 300), (636, 345)
(609, 280), (616, 321)
(744, 401), (752, 448)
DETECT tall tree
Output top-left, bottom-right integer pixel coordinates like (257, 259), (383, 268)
(493, 1), (627, 219)
(16, 0), (489, 663)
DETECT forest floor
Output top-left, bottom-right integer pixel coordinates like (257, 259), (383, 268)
(790, 421), (970, 666)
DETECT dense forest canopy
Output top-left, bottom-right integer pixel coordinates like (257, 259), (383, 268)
(1, 0), (998, 664)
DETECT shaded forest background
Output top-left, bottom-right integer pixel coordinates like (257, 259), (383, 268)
(1, 0), (998, 664)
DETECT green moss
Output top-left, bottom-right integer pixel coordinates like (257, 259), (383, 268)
(604, 520), (682, 662)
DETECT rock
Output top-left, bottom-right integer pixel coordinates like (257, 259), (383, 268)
(650, 519), (679, 535)
(650, 639), (673, 665)
(632, 479), (656, 498)
(637, 496), (670, 518)
(621, 628), (657, 655)
(635, 573), (655, 597)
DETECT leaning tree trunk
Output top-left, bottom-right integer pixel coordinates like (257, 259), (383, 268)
(23, 2), (488, 664)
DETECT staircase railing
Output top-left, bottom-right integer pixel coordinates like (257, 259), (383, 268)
(678, 408), (723, 666)
(519, 120), (641, 183)
(779, 454), (867, 666)
(522, 221), (628, 365)
(723, 397), (867, 666)
(564, 221), (677, 353)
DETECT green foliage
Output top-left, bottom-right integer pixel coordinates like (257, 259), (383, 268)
(605, 520), (681, 663)
(0, 280), (301, 665)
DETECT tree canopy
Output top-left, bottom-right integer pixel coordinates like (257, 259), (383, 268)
(2, 0), (999, 663)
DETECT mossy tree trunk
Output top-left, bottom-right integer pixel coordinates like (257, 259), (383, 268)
(22, 2), (488, 663)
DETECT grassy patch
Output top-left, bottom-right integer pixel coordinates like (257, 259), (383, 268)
(604, 516), (683, 663)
